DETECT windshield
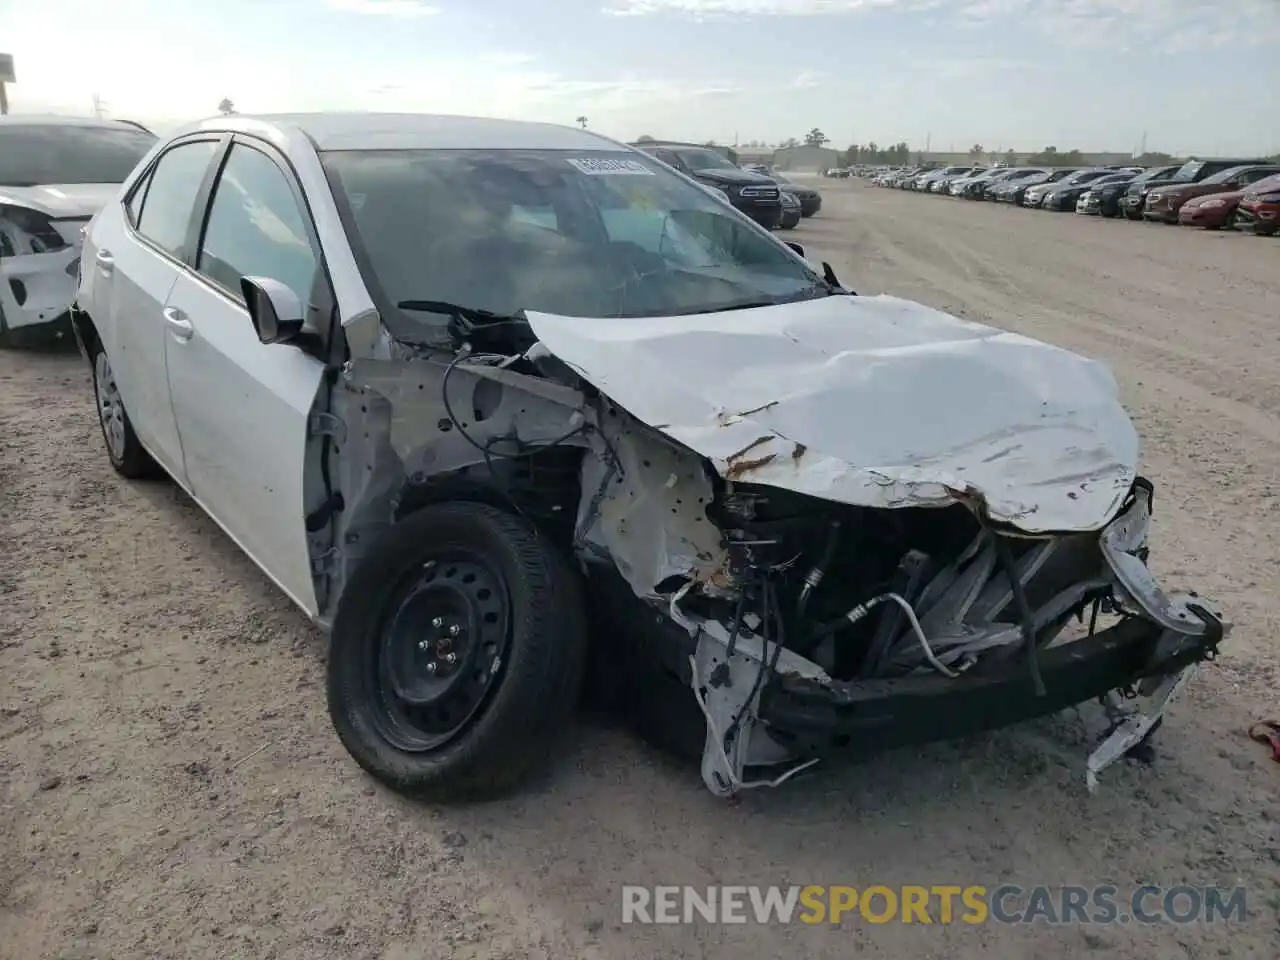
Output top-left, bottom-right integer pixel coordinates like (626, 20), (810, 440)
(672, 148), (738, 172)
(322, 148), (825, 334)
(1248, 173), (1280, 194)
(1171, 160), (1204, 182)
(0, 124), (156, 186)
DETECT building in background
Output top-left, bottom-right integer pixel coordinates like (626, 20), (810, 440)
(772, 144), (841, 172)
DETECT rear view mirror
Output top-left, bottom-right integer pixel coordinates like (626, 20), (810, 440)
(241, 276), (304, 345)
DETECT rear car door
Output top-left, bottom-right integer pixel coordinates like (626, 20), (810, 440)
(104, 137), (223, 482)
(162, 137), (330, 614)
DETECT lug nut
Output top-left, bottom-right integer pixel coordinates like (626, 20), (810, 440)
(448, 624), (461, 637)
(417, 640), (430, 651)
(431, 616), (444, 628)
(425, 662), (438, 674)
(444, 652), (458, 665)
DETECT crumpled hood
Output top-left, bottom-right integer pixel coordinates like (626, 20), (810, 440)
(0, 183), (119, 218)
(525, 295), (1139, 534)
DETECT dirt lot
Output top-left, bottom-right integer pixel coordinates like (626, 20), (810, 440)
(2, 179), (1278, 960)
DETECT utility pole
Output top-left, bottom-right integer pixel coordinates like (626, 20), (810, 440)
(925, 131), (932, 158)
(92, 94), (106, 118)
(0, 52), (14, 116)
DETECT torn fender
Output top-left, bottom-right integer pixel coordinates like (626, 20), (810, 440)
(525, 294), (1140, 533)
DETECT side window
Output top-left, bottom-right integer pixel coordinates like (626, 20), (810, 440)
(125, 168), (152, 227)
(135, 141), (220, 257)
(1240, 169), (1276, 186)
(653, 149), (682, 171)
(197, 143), (318, 307)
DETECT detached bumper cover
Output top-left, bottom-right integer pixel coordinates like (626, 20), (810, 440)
(0, 247), (80, 333)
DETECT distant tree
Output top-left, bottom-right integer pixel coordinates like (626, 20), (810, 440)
(968, 143), (985, 161)
(782, 137), (800, 149)
(703, 139), (718, 147)
(1134, 151), (1178, 166)
(844, 144), (860, 165)
(1004, 149), (1017, 167)
(576, 116), (588, 129)
(636, 134), (655, 142)
(217, 98), (236, 116)
(1029, 145), (1059, 165)
(804, 127), (830, 147)
(892, 142), (910, 164)
(1059, 149), (1085, 166)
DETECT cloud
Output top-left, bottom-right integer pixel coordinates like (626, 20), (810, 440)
(789, 70), (823, 88)
(325, 0), (439, 17)
(604, 0), (909, 15)
(602, 0), (1280, 48)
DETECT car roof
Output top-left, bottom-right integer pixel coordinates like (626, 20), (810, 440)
(0, 114), (152, 132)
(177, 112), (619, 152)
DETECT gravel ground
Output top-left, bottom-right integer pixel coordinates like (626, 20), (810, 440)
(2, 179), (1278, 959)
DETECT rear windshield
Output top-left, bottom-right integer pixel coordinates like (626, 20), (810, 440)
(1171, 160), (1205, 182)
(671, 148), (738, 172)
(1201, 165), (1257, 185)
(0, 124), (156, 186)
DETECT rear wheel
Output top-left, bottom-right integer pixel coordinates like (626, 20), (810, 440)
(91, 342), (156, 478)
(326, 501), (588, 800)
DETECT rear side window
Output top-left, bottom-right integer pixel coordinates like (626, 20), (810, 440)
(197, 143), (318, 306)
(135, 141), (220, 257)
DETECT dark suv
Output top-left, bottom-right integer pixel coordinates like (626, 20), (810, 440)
(630, 140), (781, 229)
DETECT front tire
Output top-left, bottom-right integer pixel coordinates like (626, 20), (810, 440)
(326, 501), (588, 800)
(91, 342), (155, 478)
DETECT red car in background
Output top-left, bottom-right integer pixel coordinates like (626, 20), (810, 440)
(1144, 163), (1280, 222)
(1236, 177), (1280, 236)
(1178, 173), (1280, 230)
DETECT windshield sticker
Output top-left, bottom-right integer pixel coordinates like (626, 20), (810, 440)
(567, 158), (654, 176)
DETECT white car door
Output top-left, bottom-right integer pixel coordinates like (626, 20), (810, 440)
(99, 137), (223, 482)
(162, 138), (329, 615)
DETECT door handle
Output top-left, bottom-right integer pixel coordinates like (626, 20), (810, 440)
(163, 307), (194, 341)
(95, 249), (114, 274)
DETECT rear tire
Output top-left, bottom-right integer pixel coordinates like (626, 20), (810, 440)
(326, 501), (588, 801)
(90, 341), (156, 479)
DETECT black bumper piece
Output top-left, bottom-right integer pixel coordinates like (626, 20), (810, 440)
(759, 607), (1223, 757)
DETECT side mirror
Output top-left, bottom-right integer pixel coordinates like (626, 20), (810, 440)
(241, 276), (305, 345)
(784, 240), (805, 258)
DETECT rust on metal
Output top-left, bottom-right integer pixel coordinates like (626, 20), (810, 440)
(725, 453), (778, 479)
(726, 435), (775, 463)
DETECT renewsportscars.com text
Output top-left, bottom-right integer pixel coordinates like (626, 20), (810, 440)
(621, 885), (1248, 926)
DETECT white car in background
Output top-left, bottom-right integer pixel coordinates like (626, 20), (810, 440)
(72, 112), (1225, 804)
(0, 115), (156, 346)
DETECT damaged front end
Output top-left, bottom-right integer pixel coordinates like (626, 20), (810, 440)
(330, 293), (1227, 799)
(678, 477), (1225, 797)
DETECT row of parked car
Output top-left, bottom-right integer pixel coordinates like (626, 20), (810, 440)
(864, 160), (1280, 234)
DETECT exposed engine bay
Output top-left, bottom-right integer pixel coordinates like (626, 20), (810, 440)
(321, 293), (1228, 798)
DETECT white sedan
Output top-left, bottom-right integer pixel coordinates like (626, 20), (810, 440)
(74, 113), (1225, 802)
(0, 116), (155, 346)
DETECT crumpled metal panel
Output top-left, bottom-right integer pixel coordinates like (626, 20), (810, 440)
(526, 294), (1139, 533)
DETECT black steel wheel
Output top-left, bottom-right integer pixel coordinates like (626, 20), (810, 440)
(372, 557), (511, 753)
(327, 501), (587, 800)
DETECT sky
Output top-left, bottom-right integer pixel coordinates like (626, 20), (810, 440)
(2, 0), (1278, 156)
